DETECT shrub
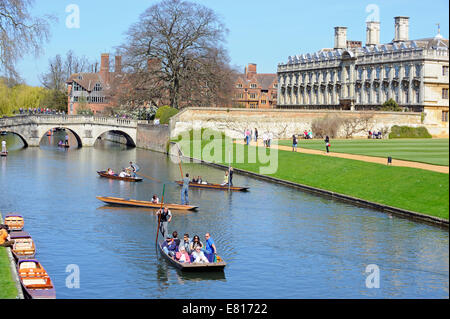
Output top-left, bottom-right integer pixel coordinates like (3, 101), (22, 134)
(388, 125), (432, 139)
(311, 115), (343, 138)
(155, 105), (179, 124)
(380, 98), (402, 112)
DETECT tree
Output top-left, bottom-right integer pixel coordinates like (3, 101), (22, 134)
(0, 0), (52, 80)
(380, 98), (402, 112)
(340, 113), (374, 138)
(119, 0), (233, 109)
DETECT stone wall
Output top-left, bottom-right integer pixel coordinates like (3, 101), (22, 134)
(170, 107), (434, 139)
(136, 124), (170, 153)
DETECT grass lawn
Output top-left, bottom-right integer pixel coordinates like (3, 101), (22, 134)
(278, 138), (449, 166)
(177, 136), (449, 220)
(0, 247), (18, 299)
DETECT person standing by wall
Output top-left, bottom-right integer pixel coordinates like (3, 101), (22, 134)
(181, 173), (190, 205)
(292, 134), (298, 152)
(325, 135), (330, 153)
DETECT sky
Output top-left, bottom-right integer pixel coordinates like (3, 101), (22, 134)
(16, 0), (450, 86)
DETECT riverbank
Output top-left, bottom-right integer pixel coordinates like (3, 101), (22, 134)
(0, 213), (19, 299)
(174, 136), (449, 222)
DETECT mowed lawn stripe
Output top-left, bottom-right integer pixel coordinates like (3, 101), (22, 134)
(278, 138), (449, 166)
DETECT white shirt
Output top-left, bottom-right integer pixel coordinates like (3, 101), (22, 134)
(119, 172), (127, 177)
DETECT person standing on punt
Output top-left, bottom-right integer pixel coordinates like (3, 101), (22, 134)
(204, 233), (217, 256)
(1, 140), (6, 153)
(157, 207), (172, 239)
(228, 167), (234, 186)
(181, 173), (190, 205)
(64, 133), (69, 146)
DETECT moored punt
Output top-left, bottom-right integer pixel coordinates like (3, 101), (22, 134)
(96, 196), (198, 211)
(0, 151), (7, 157)
(17, 259), (56, 299)
(4, 214), (24, 231)
(10, 231), (36, 260)
(158, 241), (226, 272)
(175, 181), (249, 192)
(97, 171), (143, 182)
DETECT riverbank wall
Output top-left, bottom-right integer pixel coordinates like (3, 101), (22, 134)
(170, 142), (448, 228)
(136, 123), (170, 154)
(169, 107), (448, 138)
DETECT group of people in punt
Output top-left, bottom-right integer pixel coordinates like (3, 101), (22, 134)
(161, 230), (218, 264)
(156, 207), (218, 264)
(105, 162), (138, 178)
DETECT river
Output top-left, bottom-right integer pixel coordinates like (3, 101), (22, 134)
(0, 132), (448, 299)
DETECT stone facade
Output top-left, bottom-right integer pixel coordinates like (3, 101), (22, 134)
(136, 124), (170, 153)
(277, 16), (449, 136)
(169, 107), (424, 139)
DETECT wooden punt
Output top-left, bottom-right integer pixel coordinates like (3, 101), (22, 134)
(158, 241), (226, 272)
(97, 171), (143, 182)
(0, 151), (7, 157)
(17, 259), (56, 299)
(10, 231), (36, 260)
(4, 214), (24, 231)
(58, 144), (70, 148)
(175, 181), (249, 192)
(96, 196), (198, 211)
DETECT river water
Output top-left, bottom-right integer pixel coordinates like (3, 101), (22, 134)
(0, 132), (448, 299)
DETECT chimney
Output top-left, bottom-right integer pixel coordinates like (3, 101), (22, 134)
(246, 63), (257, 79)
(100, 53), (110, 83)
(334, 27), (347, 49)
(115, 56), (122, 73)
(394, 16), (409, 42)
(366, 21), (380, 46)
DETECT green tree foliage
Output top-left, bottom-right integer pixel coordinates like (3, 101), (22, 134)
(0, 79), (48, 116)
(155, 105), (178, 124)
(380, 98), (402, 112)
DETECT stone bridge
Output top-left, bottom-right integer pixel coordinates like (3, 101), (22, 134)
(0, 115), (140, 147)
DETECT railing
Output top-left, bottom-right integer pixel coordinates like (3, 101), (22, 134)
(0, 115), (139, 128)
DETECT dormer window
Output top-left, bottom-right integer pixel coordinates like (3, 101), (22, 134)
(250, 83), (257, 89)
(236, 83), (243, 88)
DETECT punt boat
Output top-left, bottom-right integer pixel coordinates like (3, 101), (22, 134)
(10, 231), (36, 260)
(17, 259), (56, 299)
(97, 171), (143, 182)
(0, 151), (7, 157)
(96, 196), (198, 211)
(4, 214), (24, 231)
(175, 181), (249, 191)
(158, 241), (226, 272)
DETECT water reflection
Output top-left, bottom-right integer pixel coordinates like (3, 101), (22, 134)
(0, 140), (447, 299)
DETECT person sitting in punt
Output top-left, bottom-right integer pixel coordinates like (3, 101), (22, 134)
(220, 171), (229, 186)
(119, 169), (130, 178)
(180, 233), (192, 254)
(197, 176), (203, 184)
(192, 246), (209, 263)
(107, 168), (115, 175)
(189, 235), (203, 252)
(172, 231), (181, 247)
(58, 140), (63, 146)
(162, 236), (178, 257)
(151, 195), (159, 204)
(192, 176), (198, 183)
(175, 245), (191, 263)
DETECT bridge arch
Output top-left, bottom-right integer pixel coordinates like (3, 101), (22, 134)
(0, 130), (29, 148)
(94, 129), (136, 147)
(39, 126), (83, 148)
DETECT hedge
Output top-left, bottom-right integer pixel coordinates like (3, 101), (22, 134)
(388, 125), (432, 139)
(155, 105), (179, 124)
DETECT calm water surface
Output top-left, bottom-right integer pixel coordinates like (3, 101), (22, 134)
(0, 133), (448, 298)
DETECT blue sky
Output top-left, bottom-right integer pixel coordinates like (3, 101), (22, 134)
(18, 0), (449, 86)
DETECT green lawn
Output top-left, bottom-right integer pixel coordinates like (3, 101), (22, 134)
(0, 247), (18, 299)
(177, 135), (449, 220)
(278, 138), (449, 166)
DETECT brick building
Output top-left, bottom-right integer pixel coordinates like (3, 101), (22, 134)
(232, 64), (278, 108)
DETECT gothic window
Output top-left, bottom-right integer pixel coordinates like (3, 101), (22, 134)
(337, 69), (342, 81)
(415, 65), (421, 77)
(385, 66), (391, 78)
(394, 65), (400, 78)
(358, 68), (363, 80)
(367, 68), (372, 79)
(405, 65), (410, 78)
(376, 67), (381, 79)
(443, 66), (449, 76)
(443, 88), (449, 99)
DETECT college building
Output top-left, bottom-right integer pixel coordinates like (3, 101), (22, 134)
(232, 63), (278, 108)
(277, 16), (449, 134)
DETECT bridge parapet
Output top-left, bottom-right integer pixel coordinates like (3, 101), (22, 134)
(0, 115), (139, 128)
